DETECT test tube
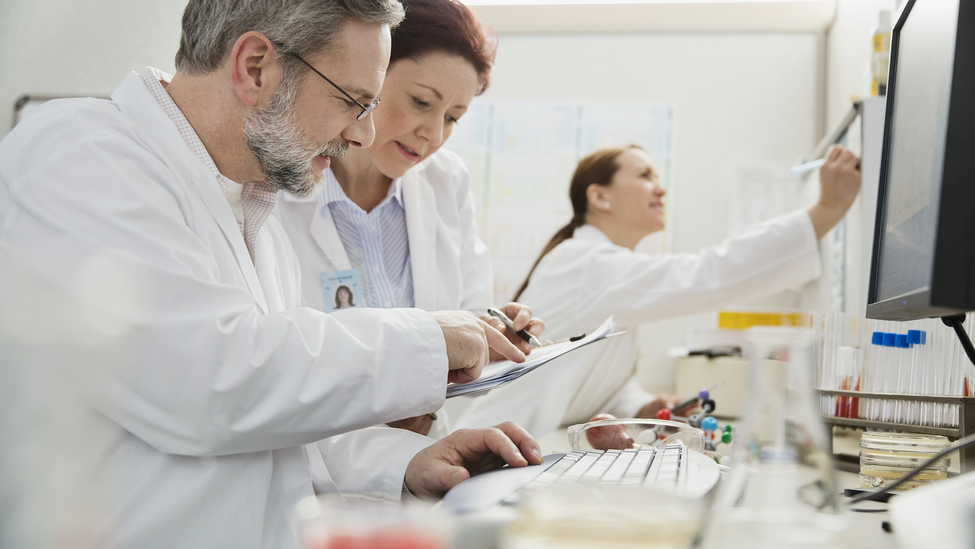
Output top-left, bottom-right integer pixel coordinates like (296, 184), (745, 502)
(894, 334), (910, 423)
(882, 332), (897, 422)
(907, 329), (923, 425)
(869, 331), (884, 421)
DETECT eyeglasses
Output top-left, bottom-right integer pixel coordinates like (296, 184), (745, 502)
(273, 43), (380, 121)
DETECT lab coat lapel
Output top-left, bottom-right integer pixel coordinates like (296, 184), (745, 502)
(310, 205), (352, 271)
(111, 71), (269, 314)
(403, 169), (438, 309)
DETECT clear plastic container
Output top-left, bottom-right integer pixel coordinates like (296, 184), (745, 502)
(567, 418), (705, 452)
(859, 431), (949, 490)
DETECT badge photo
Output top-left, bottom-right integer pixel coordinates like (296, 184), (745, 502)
(320, 269), (364, 313)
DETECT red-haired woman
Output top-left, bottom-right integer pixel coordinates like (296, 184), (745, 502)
(276, 0), (544, 440)
(457, 144), (861, 437)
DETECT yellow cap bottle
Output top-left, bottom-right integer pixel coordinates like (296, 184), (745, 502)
(871, 10), (892, 96)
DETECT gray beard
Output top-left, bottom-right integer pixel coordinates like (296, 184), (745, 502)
(243, 79), (349, 198)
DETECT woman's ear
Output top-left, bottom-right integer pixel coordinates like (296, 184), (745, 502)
(586, 183), (612, 213)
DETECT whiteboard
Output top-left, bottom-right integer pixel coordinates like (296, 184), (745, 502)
(445, 99), (675, 302)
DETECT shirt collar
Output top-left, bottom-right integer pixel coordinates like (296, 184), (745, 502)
(140, 67), (225, 191)
(320, 168), (404, 211)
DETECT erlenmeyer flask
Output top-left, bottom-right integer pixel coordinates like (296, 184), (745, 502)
(698, 327), (850, 549)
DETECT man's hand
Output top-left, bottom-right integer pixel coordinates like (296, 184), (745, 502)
(387, 414), (436, 436)
(404, 422), (543, 499)
(479, 302), (546, 360)
(808, 145), (861, 239)
(431, 311), (526, 384)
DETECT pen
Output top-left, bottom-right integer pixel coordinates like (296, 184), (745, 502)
(788, 158), (825, 176)
(487, 307), (542, 348)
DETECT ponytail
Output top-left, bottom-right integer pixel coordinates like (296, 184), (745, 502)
(512, 144), (643, 302)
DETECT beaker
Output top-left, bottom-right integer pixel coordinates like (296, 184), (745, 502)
(698, 327), (850, 549)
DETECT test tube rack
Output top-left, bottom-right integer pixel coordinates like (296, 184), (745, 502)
(816, 388), (975, 474)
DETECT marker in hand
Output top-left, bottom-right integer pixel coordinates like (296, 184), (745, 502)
(487, 307), (542, 348)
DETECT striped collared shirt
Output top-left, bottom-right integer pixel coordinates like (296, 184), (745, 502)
(320, 169), (414, 309)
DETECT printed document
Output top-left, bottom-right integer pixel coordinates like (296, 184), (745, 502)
(447, 317), (616, 398)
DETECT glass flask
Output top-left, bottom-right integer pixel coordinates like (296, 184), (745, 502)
(698, 327), (850, 549)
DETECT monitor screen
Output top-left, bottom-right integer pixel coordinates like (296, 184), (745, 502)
(874, 0), (958, 303)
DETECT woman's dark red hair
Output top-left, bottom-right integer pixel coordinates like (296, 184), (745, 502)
(391, 0), (498, 94)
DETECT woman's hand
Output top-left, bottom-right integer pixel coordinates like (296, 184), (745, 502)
(583, 414), (635, 451)
(636, 394), (685, 419)
(479, 302), (546, 360)
(808, 145), (862, 239)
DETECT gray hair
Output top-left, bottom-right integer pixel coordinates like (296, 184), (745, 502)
(175, 0), (405, 75)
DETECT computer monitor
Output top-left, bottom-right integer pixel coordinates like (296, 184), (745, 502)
(866, 0), (975, 321)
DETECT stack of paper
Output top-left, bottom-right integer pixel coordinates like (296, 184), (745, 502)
(447, 317), (616, 398)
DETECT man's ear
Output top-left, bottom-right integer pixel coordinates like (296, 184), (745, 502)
(229, 32), (280, 107)
(586, 183), (612, 213)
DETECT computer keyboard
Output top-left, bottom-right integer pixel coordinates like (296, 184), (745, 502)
(443, 443), (720, 514)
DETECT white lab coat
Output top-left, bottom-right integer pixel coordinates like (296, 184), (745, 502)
(276, 149), (493, 440)
(275, 148), (494, 315)
(0, 71), (448, 549)
(455, 210), (822, 434)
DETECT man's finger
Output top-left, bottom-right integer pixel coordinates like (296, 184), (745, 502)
(484, 322), (526, 363)
(490, 421), (542, 465)
(405, 456), (471, 499)
(477, 427), (529, 468)
(448, 364), (482, 385)
(479, 315), (506, 333)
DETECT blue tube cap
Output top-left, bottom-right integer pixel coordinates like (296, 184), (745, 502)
(908, 330), (922, 344)
(883, 333), (896, 347)
(896, 334), (909, 348)
(921, 331), (927, 345)
(872, 332), (885, 345)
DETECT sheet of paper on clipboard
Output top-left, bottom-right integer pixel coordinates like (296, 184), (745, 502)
(446, 316), (617, 398)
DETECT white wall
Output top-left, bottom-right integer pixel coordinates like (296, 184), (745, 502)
(0, 0), (185, 135)
(480, 33), (820, 393)
(825, 0), (900, 132)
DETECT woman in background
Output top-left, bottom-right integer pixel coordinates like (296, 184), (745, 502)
(454, 144), (860, 435)
(276, 0), (544, 438)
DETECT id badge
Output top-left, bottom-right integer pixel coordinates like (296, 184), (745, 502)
(321, 269), (363, 312)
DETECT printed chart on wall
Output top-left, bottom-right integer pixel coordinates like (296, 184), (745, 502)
(446, 100), (675, 303)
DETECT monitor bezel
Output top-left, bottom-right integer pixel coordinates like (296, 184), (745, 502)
(866, 0), (975, 321)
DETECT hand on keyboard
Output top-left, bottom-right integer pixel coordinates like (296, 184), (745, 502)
(405, 421), (543, 499)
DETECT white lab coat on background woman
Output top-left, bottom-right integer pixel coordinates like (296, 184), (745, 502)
(0, 69), (448, 549)
(455, 209), (822, 434)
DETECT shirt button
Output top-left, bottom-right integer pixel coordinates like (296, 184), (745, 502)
(384, 300), (392, 307)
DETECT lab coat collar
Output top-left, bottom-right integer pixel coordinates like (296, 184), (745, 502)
(402, 167), (438, 310)
(574, 224), (615, 245)
(308, 204), (352, 271)
(111, 68), (269, 314)
(303, 168), (407, 274)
